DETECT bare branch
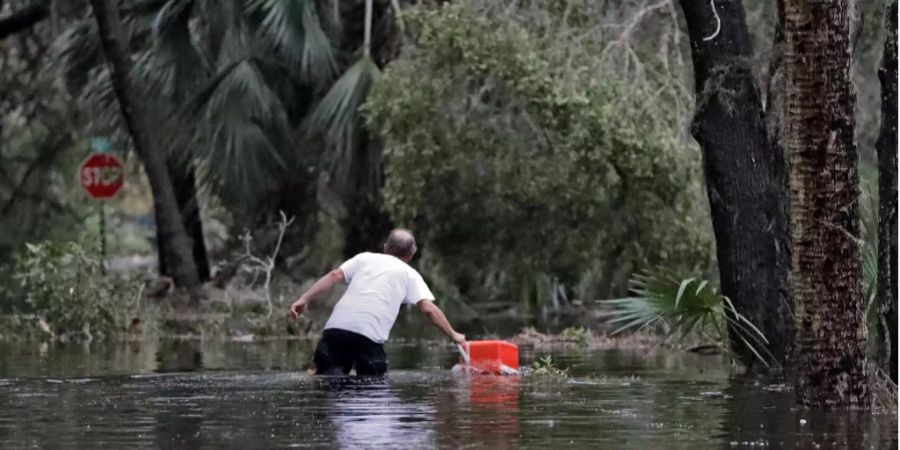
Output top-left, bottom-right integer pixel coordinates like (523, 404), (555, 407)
(702, 0), (721, 42)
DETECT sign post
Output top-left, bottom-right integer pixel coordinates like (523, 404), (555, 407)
(79, 138), (124, 273)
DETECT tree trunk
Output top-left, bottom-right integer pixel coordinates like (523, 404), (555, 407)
(150, 0), (209, 283)
(875, 0), (898, 383)
(765, 0), (786, 145)
(89, 0), (200, 288)
(784, 0), (868, 406)
(677, 0), (793, 367)
(157, 166), (210, 283)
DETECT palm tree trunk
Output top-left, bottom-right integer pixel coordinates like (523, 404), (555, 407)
(875, 0), (898, 383)
(784, 0), (868, 406)
(677, 0), (793, 367)
(151, 0), (210, 284)
(89, 0), (200, 288)
(156, 166), (210, 282)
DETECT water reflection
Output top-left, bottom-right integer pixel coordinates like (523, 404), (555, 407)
(315, 376), (436, 449)
(465, 375), (521, 448)
(721, 375), (898, 449)
(156, 340), (204, 372)
(0, 341), (895, 449)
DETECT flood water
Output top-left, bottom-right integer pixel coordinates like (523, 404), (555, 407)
(0, 338), (896, 449)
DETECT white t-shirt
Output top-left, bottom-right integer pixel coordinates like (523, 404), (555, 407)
(324, 252), (435, 343)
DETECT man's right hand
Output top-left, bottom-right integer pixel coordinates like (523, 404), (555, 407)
(289, 298), (308, 321)
(287, 269), (345, 321)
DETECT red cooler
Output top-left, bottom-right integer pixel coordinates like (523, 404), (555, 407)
(461, 340), (519, 374)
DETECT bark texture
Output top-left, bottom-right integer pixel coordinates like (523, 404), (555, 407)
(89, 0), (200, 288)
(765, 0), (786, 146)
(156, 167), (210, 283)
(785, 0), (868, 406)
(677, 0), (793, 367)
(875, 0), (898, 383)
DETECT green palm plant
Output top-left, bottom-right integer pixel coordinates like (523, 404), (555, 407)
(166, 0), (389, 201)
(860, 177), (879, 309)
(247, 0), (338, 82)
(56, 0), (395, 209)
(602, 268), (773, 367)
(308, 56), (381, 184)
(307, 0), (382, 189)
(154, 0), (323, 201)
(860, 175), (887, 359)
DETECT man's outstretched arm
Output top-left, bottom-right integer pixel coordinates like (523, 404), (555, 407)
(289, 269), (344, 320)
(417, 300), (466, 344)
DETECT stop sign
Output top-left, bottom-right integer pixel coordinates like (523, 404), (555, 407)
(79, 153), (124, 199)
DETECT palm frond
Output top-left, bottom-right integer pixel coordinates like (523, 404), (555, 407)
(859, 181), (881, 339)
(721, 296), (769, 346)
(189, 59), (296, 202)
(602, 268), (773, 367)
(307, 56), (381, 187)
(182, 59), (247, 116)
(76, 66), (121, 134)
(860, 185), (879, 308)
(864, 236), (882, 348)
(864, 242), (878, 304)
(153, 0), (194, 39)
(53, 19), (102, 96)
(147, 0), (204, 97)
(246, 0), (337, 82)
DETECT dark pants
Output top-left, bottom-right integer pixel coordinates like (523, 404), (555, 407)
(313, 329), (388, 376)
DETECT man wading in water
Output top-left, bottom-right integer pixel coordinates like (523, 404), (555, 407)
(289, 229), (466, 376)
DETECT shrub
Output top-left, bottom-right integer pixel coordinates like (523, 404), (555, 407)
(14, 240), (138, 339)
(529, 356), (569, 379)
(559, 326), (591, 348)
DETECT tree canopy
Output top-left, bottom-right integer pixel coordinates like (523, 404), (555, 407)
(365, 2), (711, 302)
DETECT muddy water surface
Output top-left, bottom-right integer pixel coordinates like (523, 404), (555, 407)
(0, 339), (895, 449)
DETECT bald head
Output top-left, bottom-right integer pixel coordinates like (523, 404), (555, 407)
(383, 228), (417, 260)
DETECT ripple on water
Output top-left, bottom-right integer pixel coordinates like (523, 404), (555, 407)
(0, 342), (895, 449)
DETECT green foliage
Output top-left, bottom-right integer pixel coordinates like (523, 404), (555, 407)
(53, 0), (378, 213)
(862, 185), (879, 311)
(193, 58), (296, 200)
(0, 314), (39, 342)
(559, 326), (590, 348)
(364, 1), (711, 302)
(529, 355), (569, 379)
(247, 0), (338, 82)
(14, 240), (138, 339)
(309, 56), (382, 187)
(0, 131), (85, 263)
(602, 268), (772, 366)
(860, 168), (888, 360)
